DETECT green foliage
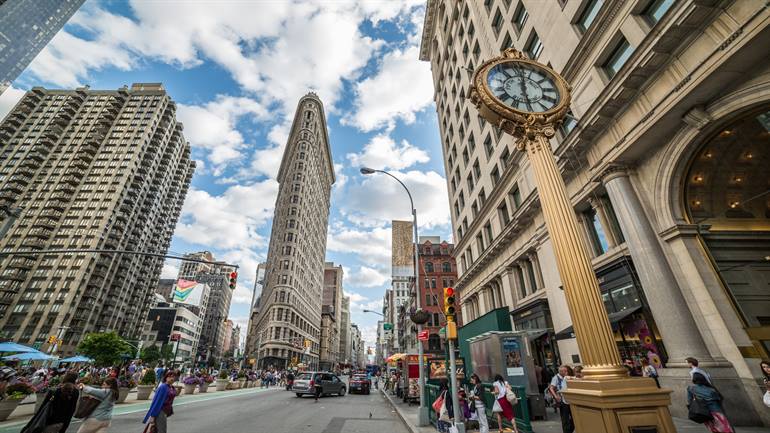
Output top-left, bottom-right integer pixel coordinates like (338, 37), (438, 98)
(76, 332), (134, 367)
(5, 382), (34, 398)
(218, 370), (229, 379)
(140, 371), (156, 385)
(140, 344), (173, 365)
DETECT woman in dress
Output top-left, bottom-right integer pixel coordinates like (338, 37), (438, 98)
(492, 374), (518, 433)
(687, 372), (734, 433)
(144, 370), (177, 433)
(76, 377), (118, 433)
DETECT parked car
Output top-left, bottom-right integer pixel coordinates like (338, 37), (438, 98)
(292, 371), (346, 397)
(349, 374), (371, 395)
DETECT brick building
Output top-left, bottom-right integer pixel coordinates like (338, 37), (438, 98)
(417, 236), (458, 355)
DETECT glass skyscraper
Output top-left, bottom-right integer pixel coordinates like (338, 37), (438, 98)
(0, 0), (85, 95)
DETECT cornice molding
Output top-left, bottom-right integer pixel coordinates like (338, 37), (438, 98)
(419, 0), (439, 62)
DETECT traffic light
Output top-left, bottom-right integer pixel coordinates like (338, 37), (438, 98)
(443, 287), (456, 321)
(229, 271), (237, 290)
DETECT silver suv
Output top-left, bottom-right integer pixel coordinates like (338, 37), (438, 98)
(292, 371), (346, 398)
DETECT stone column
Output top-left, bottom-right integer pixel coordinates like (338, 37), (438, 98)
(600, 165), (711, 365)
(499, 268), (518, 308)
(518, 260), (533, 296)
(510, 265), (524, 300)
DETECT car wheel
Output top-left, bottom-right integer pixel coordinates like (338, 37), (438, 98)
(296, 393), (303, 398)
(339, 387), (346, 396)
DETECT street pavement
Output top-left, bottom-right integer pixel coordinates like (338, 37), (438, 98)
(0, 379), (409, 433)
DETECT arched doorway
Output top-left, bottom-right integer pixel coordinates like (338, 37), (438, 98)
(683, 106), (770, 357)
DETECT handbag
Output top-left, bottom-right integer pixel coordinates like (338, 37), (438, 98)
(432, 391), (446, 414)
(505, 383), (519, 405)
(20, 392), (54, 433)
(492, 399), (502, 413)
(74, 394), (102, 419)
(687, 390), (713, 424)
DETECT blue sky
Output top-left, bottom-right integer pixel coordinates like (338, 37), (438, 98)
(0, 0), (453, 347)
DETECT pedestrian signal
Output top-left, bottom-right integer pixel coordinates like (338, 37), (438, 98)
(443, 287), (456, 321)
(47, 335), (57, 344)
(229, 271), (237, 290)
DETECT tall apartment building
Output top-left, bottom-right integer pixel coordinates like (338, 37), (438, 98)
(339, 295), (351, 365)
(416, 236), (457, 355)
(177, 251), (214, 278)
(381, 289), (395, 359)
(420, 0), (770, 425)
(0, 0), (85, 95)
(320, 262), (343, 370)
(222, 319), (233, 355)
(250, 93), (335, 369)
(391, 220), (414, 352)
(244, 262), (266, 359)
(350, 323), (361, 368)
(0, 83), (194, 354)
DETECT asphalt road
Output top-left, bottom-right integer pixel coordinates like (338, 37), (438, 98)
(17, 380), (407, 433)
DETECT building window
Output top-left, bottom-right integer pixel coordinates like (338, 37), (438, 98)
(643, 0), (674, 25)
(576, 0), (603, 32)
(472, 160), (481, 180)
(513, 3), (529, 33)
(491, 166), (501, 185)
(560, 111), (578, 137)
(603, 37), (634, 79)
(425, 262), (434, 273)
(476, 233), (485, 253)
(442, 262), (451, 273)
(492, 9), (504, 35)
(484, 222), (493, 245)
(500, 33), (513, 51)
(584, 207), (610, 256)
(509, 184), (522, 210)
(525, 32), (543, 60)
(498, 202), (511, 226)
(483, 134), (494, 158)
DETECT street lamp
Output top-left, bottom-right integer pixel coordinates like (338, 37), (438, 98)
(362, 309), (384, 317)
(359, 166), (429, 427)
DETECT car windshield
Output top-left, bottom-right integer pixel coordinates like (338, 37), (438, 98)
(297, 373), (313, 380)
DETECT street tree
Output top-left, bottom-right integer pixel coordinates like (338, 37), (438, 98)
(76, 332), (134, 366)
(140, 344), (174, 365)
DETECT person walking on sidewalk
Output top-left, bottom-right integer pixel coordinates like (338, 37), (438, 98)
(469, 374), (489, 433)
(492, 374), (518, 433)
(22, 372), (79, 433)
(76, 377), (118, 433)
(549, 365), (574, 433)
(687, 357), (713, 385)
(687, 372), (734, 433)
(143, 370), (177, 433)
(313, 372), (323, 402)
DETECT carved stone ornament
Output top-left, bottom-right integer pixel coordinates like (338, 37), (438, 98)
(468, 48), (572, 151)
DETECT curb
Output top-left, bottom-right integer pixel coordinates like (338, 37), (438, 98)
(380, 388), (424, 433)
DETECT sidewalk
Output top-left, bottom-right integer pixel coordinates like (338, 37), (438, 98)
(380, 389), (770, 433)
(0, 383), (280, 431)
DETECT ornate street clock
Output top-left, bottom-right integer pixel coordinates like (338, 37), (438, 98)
(467, 48), (676, 433)
(470, 48), (571, 144)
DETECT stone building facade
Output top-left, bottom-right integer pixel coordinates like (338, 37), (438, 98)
(417, 236), (458, 355)
(250, 93), (335, 370)
(0, 83), (194, 354)
(420, 0), (770, 425)
(391, 220), (414, 352)
(339, 295), (351, 365)
(320, 262), (343, 370)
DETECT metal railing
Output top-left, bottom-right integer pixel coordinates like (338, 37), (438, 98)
(425, 382), (532, 432)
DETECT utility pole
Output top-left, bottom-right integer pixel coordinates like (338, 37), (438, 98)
(447, 321), (464, 433)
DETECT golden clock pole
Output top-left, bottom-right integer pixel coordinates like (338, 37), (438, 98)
(470, 48), (676, 433)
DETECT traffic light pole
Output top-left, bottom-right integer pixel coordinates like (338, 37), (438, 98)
(447, 331), (465, 433)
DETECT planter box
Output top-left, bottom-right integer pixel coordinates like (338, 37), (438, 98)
(215, 379), (228, 392)
(136, 385), (154, 400)
(183, 384), (196, 395)
(238, 379), (246, 389)
(0, 398), (22, 421)
(198, 383), (210, 393)
(117, 387), (130, 403)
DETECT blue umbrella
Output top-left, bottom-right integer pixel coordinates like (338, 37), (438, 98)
(0, 342), (41, 353)
(2, 352), (57, 361)
(59, 355), (94, 363)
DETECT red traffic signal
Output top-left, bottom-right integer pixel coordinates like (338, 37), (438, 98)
(229, 271), (237, 290)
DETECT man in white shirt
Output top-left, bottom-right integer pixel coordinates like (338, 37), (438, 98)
(548, 365), (574, 433)
(686, 357), (712, 384)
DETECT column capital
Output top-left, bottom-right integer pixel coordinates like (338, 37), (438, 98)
(597, 163), (631, 184)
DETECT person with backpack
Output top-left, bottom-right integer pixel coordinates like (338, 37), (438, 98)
(21, 372), (79, 433)
(549, 365), (574, 433)
(492, 374), (519, 433)
(687, 372), (733, 433)
(144, 370), (177, 433)
(76, 377), (118, 433)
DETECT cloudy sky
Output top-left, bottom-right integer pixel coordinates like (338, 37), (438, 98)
(0, 0), (452, 349)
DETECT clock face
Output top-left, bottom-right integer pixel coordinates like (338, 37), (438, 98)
(486, 61), (561, 113)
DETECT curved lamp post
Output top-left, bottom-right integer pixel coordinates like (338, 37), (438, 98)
(359, 167), (429, 427)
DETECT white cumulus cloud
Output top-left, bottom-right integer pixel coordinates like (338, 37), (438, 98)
(347, 266), (390, 288)
(346, 133), (429, 171)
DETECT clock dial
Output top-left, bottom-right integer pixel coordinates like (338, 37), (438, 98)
(486, 61), (561, 113)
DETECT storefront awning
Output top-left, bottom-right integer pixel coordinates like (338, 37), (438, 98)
(526, 329), (550, 340)
(554, 306), (642, 341)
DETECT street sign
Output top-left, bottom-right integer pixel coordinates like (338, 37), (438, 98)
(383, 323), (393, 331)
(170, 333), (181, 342)
(418, 330), (429, 341)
